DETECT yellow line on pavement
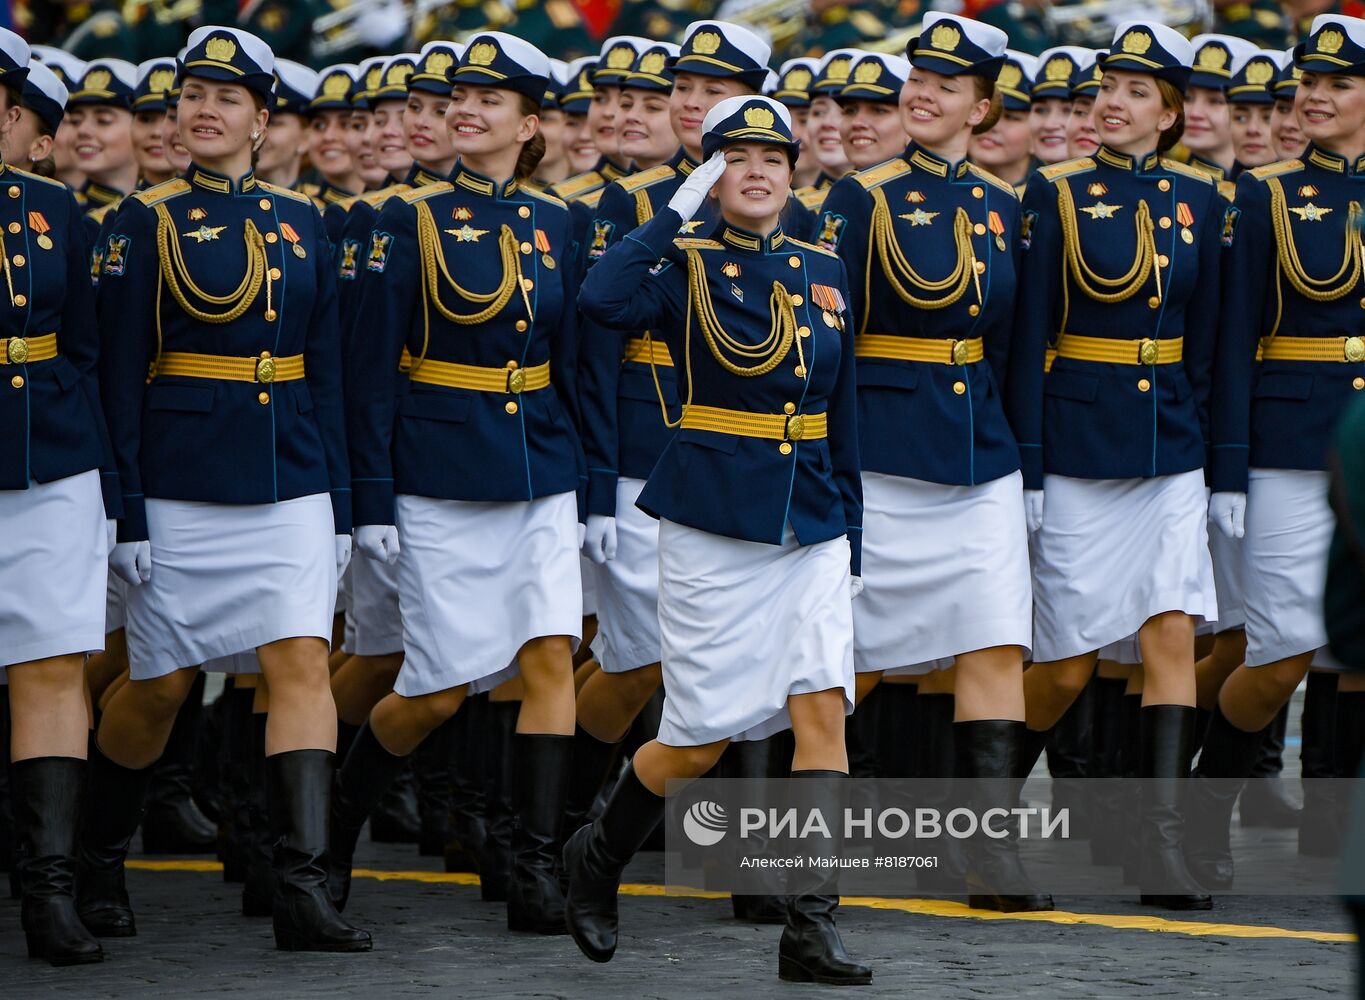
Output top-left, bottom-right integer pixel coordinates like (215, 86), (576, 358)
(126, 859), (1355, 944)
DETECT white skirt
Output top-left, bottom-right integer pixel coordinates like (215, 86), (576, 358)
(1205, 528), (1247, 635)
(394, 491), (582, 697)
(1243, 469), (1336, 667)
(339, 562), (356, 655)
(1031, 470), (1217, 663)
(126, 493), (337, 680)
(0, 470), (106, 668)
(201, 650), (261, 675)
(854, 471), (1032, 672)
(590, 478), (662, 674)
(656, 519), (855, 746)
(105, 571), (127, 633)
(350, 550), (403, 656)
(581, 554), (598, 618)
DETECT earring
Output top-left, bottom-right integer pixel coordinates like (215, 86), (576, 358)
(251, 131), (260, 141)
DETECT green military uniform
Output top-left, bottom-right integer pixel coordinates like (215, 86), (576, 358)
(974, 0), (1057, 56)
(610, 0), (714, 40)
(506, 0), (595, 60)
(1216, 0), (1292, 49)
(56, 2), (137, 61)
(241, 0), (329, 66)
(781, 2), (887, 61)
(58, 0), (230, 63)
(412, 0), (513, 46)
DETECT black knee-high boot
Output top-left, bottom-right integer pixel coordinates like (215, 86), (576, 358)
(480, 699), (518, 902)
(242, 713), (274, 917)
(1239, 703), (1300, 829)
(1300, 672), (1340, 856)
(955, 721), (1053, 912)
(12, 758), (103, 966)
(557, 725), (622, 892)
(777, 770), (873, 986)
(266, 750), (371, 952)
(445, 695), (487, 874)
(75, 739), (154, 937)
(142, 672), (216, 854)
(0, 687), (15, 899)
(507, 733), (572, 933)
(327, 721), (408, 911)
(416, 716), (454, 857)
(368, 759), (420, 845)
(726, 737), (789, 923)
(1087, 677), (1128, 866)
(1137, 706), (1211, 910)
(217, 684), (255, 883)
(564, 760), (664, 963)
(913, 693), (967, 892)
(1183, 705), (1270, 890)
(1046, 679), (1093, 836)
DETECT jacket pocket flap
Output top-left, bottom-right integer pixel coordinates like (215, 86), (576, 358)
(147, 382), (216, 413)
(400, 391), (471, 423)
(1044, 370), (1100, 402)
(1254, 371), (1314, 401)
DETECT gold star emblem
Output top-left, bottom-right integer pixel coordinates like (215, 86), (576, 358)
(187, 207), (208, 221)
(1290, 202), (1332, 222)
(898, 209), (939, 227)
(678, 220), (704, 234)
(444, 225), (489, 242)
(182, 225), (227, 243)
(1081, 202), (1122, 220)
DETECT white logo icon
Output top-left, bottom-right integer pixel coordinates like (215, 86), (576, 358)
(683, 800), (728, 846)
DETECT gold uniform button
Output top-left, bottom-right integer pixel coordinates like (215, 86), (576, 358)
(784, 402), (796, 414)
(795, 365), (807, 378)
(259, 198), (271, 211)
(515, 320), (528, 332)
(13, 294), (25, 307)
(1157, 254), (1169, 267)
(972, 186), (984, 198)
(505, 401), (519, 414)
(266, 232), (278, 243)
(1159, 217), (1172, 229)
(507, 360), (519, 370)
(967, 304), (980, 317)
(269, 267), (281, 280)
(974, 260), (986, 275)
(1138, 378), (1151, 392)
(1355, 377), (1365, 390)
(788, 256), (801, 268)
(10, 375), (22, 388)
(7, 186), (18, 199)
(779, 442), (793, 455)
(1158, 179), (1171, 192)
(520, 241), (533, 254)
(258, 392), (270, 404)
(1147, 296), (1160, 309)
(791, 293), (803, 306)
(261, 350), (272, 359)
(518, 206), (530, 218)
(265, 309), (278, 321)
(973, 223), (986, 236)
(952, 381), (966, 395)
(5, 223), (17, 234)
(522, 278), (534, 292)
(797, 325), (811, 338)
(11, 255), (23, 267)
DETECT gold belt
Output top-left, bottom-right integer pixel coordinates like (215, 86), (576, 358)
(156, 351), (304, 383)
(855, 334), (984, 366)
(409, 358), (550, 394)
(680, 404), (827, 441)
(623, 336), (673, 367)
(1259, 335), (1365, 363)
(1, 332), (58, 365)
(1054, 334), (1183, 365)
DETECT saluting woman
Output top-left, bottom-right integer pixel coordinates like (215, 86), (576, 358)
(1005, 21), (1222, 910)
(333, 33), (584, 938)
(569, 95), (870, 985)
(818, 15), (1047, 914)
(85, 26), (368, 954)
(0, 26), (118, 967)
(1190, 13), (1365, 890)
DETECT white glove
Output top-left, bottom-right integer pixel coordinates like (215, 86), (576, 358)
(105, 519), (117, 555)
(850, 576), (864, 599)
(335, 534), (352, 577)
(1209, 491), (1246, 540)
(666, 151), (727, 223)
(110, 541), (152, 586)
(583, 515), (618, 565)
(577, 521), (586, 550)
(1024, 490), (1045, 534)
(355, 524), (400, 565)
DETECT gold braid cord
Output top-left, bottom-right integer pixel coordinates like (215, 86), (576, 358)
(1056, 179), (1157, 304)
(415, 204), (521, 324)
(1267, 178), (1361, 303)
(868, 188), (976, 322)
(153, 203), (267, 322)
(684, 248), (799, 377)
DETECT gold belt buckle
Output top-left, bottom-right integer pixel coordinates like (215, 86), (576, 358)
(5, 337), (27, 364)
(507, 367), (526, 394)
(785, 413), (807, 441)
(1139, 339), (1159, 365)
(1346, 337), (1365, 363)
(951, 340), (970, 366)
(255, 357), (277, 383)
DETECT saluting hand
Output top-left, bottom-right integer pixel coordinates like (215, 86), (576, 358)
(355, 524), (400, 565)
(111, 541), (152, 586)
(666, 151), (727, 224)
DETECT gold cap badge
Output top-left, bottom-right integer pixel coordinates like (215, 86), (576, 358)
(1121, 31), (1153, 55)
(930, 23), (961, 52)
(853, 60), (883, 84)
(205, 36), (237, 63)
(692, 31), (722, 55)
(1317, 28), (1346, 55)
(744, 105), (776, 128)
(1044, 56), (1071, 82)
(468, 42), (498, 66)
(639, 51), (667, 75)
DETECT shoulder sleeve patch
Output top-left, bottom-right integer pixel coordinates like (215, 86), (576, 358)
(400, 182), (455, 204)
(1249, 159), (1304, 180)
(101, 232), (130, 277)
(619, 164), (677, 194)
(1020, 208), (1039, 251)
(257, 180), (312, 204)
(1038, 157), (1096, 182)
(1221, 205), (1241, 248)
(132, 178), (192, 206)
(855, 158), (911, 190)
(967, 163), (1017, 197)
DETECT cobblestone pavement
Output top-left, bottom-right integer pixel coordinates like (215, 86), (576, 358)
(0, 835), (1354, 999)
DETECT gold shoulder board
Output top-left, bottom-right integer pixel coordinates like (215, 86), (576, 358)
(967, 163), (1018, 198)
(258, 180), (312, 204)
(855, 159), (911, 190)
(618, 164), (677, 194)
(551, 171), (604, 200)
(1249, 159), (1304, 180)
(1159, 158), (1217, 185)
(400, 182), (455, 204)
(132, 178), (192, 206)
(785, 236), (837, 258)
(1038, 157), (1096, 182)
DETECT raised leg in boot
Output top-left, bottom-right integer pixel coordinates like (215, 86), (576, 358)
(723, 737), (790, 924)
(1239, 702), (1301, 829)
(143, 671), (217, 854)
(8, 655), (103, 965)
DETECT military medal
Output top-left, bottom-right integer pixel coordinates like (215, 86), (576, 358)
(535, 228), (554, 269)
(822, 310), (837, 328)
(1176, 202), (1195, 244)
(452, 206), (474, 221)
(1087, 182), (1108, 197)
(721, 261), (741, 278)
(279, 221), (307, 258)
(906, 191), (925, 204)
(988, 210), (1006, 252)
(28, 211), (51, 250)
(811, 283), (846, 329)
(188, 207), (208, 221)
